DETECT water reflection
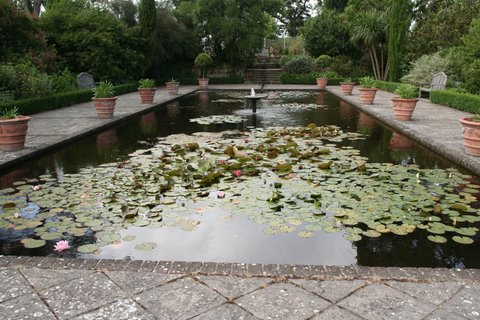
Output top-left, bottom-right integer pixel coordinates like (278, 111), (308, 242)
(140, 112), (158, 136)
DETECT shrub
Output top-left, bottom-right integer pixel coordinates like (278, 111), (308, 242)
(373, 80), (403, 92)
(279, 55), (295, 68)
(401, 52), (450, 85)
(282, 56), (315, 74)
(330, 55), (353, 77)
(280, 72), (350, 85)
(315, 55), (333, 70)
(0, 64), (20, 92)
(431, 89), (480, 114)
(194, 53), (214, 78)
(50, 69), (77, 93)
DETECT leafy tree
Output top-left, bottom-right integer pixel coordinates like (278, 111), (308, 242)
(22, 0), (45, 19)
(302, 10), (351, 57)
(139, 0), (156, 36)
(408, 0), (480, 58)
(40, 0), (147, 81)
(318, 0), (349, 12)
(276, 0), (311, 37)
(349, 9), (388, 80)
(110, 0), (138, 27)
(387, 0), (412, 81)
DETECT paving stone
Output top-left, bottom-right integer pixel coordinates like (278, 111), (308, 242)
(198, 275), (271, 300)
(50, 258), (73, 269)
(191, 303), (259, 320)
(246, 264), (263, 276)
(40, 272), (125, 319)
(21, 267), (91, 290)
(338, 283), (436, 320)
(0, 293), (56, 320)
(135, 277), (226, 319)
(387, 281), (463, 305)
(200, 262), (217, 274)
(424, 308), (470, 320)
(311, 305), (363, 320)
(310, 265), (328, 279)
(106, 271), (181, 294)
(154, 260), (172, 273)
(293, 265), (311, 277)
(291, 279), (366, 303)
(7, 256), (32, 267)
(170, 261), (191, 274)
(137, 260), (158, 272)
(261, 264), (278, 277)
(230, 263), (248, 276)
(185, 262), (203, 274)
(0, 269), (33, 303)
(215, 263), (232, 275)
(441, 284), (480, 320)
(235, 282), (330, 320)
(71, 299), (155, 320)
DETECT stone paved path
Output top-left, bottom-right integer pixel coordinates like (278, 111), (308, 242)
(0, 257), (479, 320)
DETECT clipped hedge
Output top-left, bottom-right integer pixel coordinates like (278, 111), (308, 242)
(431, 89), (480, 114)
(372, 80), (403, 92)
(0, 83), (137, 116)
(280, 72), (355, 85)
(174, 76), (244, 85)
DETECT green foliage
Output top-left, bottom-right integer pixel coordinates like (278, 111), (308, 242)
(138, 79), (156, 89)
(50, 69), (77, 93)
(0, 64), (20, 93)
(330, 55), (353, 77)
(110, 0), (138, 27)
(302, 10), (351, 57)
(315, 55), (333, 70)
(359, 76), (375, 88)
(387, 0), (412, 81)
(40, 1), (148, 82)
(402, 52), (450, 85)
(0, 106), (19, 119)
(394, 83), (417, 99)
(172, 76), (244, 85)
(194, 53), (214, 78)
(320, 0), (349, 12)
(276, 0), (311, 37)
(373, 80), (403, 92)
(472, 114), (480, 122)
(280, 72), (349, 85)
(431, 89), (480, 114)
(317, 71), (339, 79)
(139, 0), (156, 35)
(93, 81), (115, 98)
(279, 55), (295, 67)
(0, 83), (136, 116)
(282, 56), (315, 74)
(16, 62), (52, 98)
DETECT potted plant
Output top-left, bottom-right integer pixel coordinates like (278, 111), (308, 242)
(358, 76), (378, 105)
(138, 79), (156, 104)
(315, 71), (337, 90)
(194, 52), (213, 89)
(391, 84), (418, 121)
(165, 78), (180, 95)
(459, 114), (480, 156)
(340, 78), (355, 95)
(0, 106), (31, 151)
(92, 81), (117, 119)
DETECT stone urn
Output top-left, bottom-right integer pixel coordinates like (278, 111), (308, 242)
(358, 88), (378, 105)
(0, 116), (31, 151)
(198, 78), (209, 89)
(316, 78), (327, 89)
(391, 98), (418, 121)
(340, 82), (355, 95)
(138, 88), (156, 104)
(92, 97), (117, 119)
(459, 118), (480, 156)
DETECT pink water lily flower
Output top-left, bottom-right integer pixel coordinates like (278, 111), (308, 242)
(217, 191), (225, 198)
(234, 170), (241, 177)
(219, 160), (226, 165)
(32, 185), (41, 191)
(54, 240), (70, 252)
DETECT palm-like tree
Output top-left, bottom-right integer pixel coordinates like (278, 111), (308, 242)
(350, 10), (389, 80)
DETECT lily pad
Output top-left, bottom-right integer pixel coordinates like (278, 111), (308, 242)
(427, 235), (447, 244)
(77, 244), (100, 254)
(21, 238), (46, 249)
(135, 242), (157, 251)
(452, 236), (474, 244)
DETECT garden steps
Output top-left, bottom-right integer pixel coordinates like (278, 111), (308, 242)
(244, 68), (283, 84)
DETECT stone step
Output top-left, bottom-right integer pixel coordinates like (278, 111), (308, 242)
(244, 69), (283, 84)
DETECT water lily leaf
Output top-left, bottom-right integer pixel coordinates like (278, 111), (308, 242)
(21, 238), (46, 249)
(427, 235), (447, 244)
(100, 233), (121, 243)
(452, 236), (474, 244)
(40, 232), (62, 240)
(323, 225), (340, 233)
(298, 231), (313, 238)
(78, 244), (100, 253)
(344, 233), (362, 241)
(135, 242), (157, 251)
(122, 235), (136, 241)
(455, 227), (477, 236)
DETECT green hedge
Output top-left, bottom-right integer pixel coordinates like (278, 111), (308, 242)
(372, 80), (403, 92)
(161, 76), (244, 86)
(0, 83), (137, 116)
(431, 89), (480, 114)
(280, 73), (356, 85)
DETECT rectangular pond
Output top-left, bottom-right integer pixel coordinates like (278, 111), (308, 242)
(0, 91), (479, 268)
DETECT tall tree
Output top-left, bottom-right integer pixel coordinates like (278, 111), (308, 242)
(110, 0), (138, 27)
(350, 9), (388, 80)
(387, 0), (412, 81)
(139, 0), (156, 36)
(23, 0), (45, 19)
(276, 0), (311, 37)
(319, 0), (349, 12)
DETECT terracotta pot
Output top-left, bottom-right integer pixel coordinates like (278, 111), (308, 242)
(389, 132), (414, 151)
(357, 112), (376, 129)
(92, 97), (117, 119)
(316, 78), (327, 89)
(165, 82), (180, 95)
(391, 97), (418, 121)
(459, 118), (480, 156)
(340, 82), (355, 95)
(138, 88), (156, 104)
(358, 88), (378, 105)
(198, 78), (209, 89)
(0, 116), (31, 151)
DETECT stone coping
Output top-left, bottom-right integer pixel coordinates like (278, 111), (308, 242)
(1, 256), (478, 282)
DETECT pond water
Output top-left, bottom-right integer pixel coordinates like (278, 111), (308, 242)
(0, 91), (479, 268)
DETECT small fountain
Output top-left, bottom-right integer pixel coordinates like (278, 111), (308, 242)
(244, 88), (267, 113)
